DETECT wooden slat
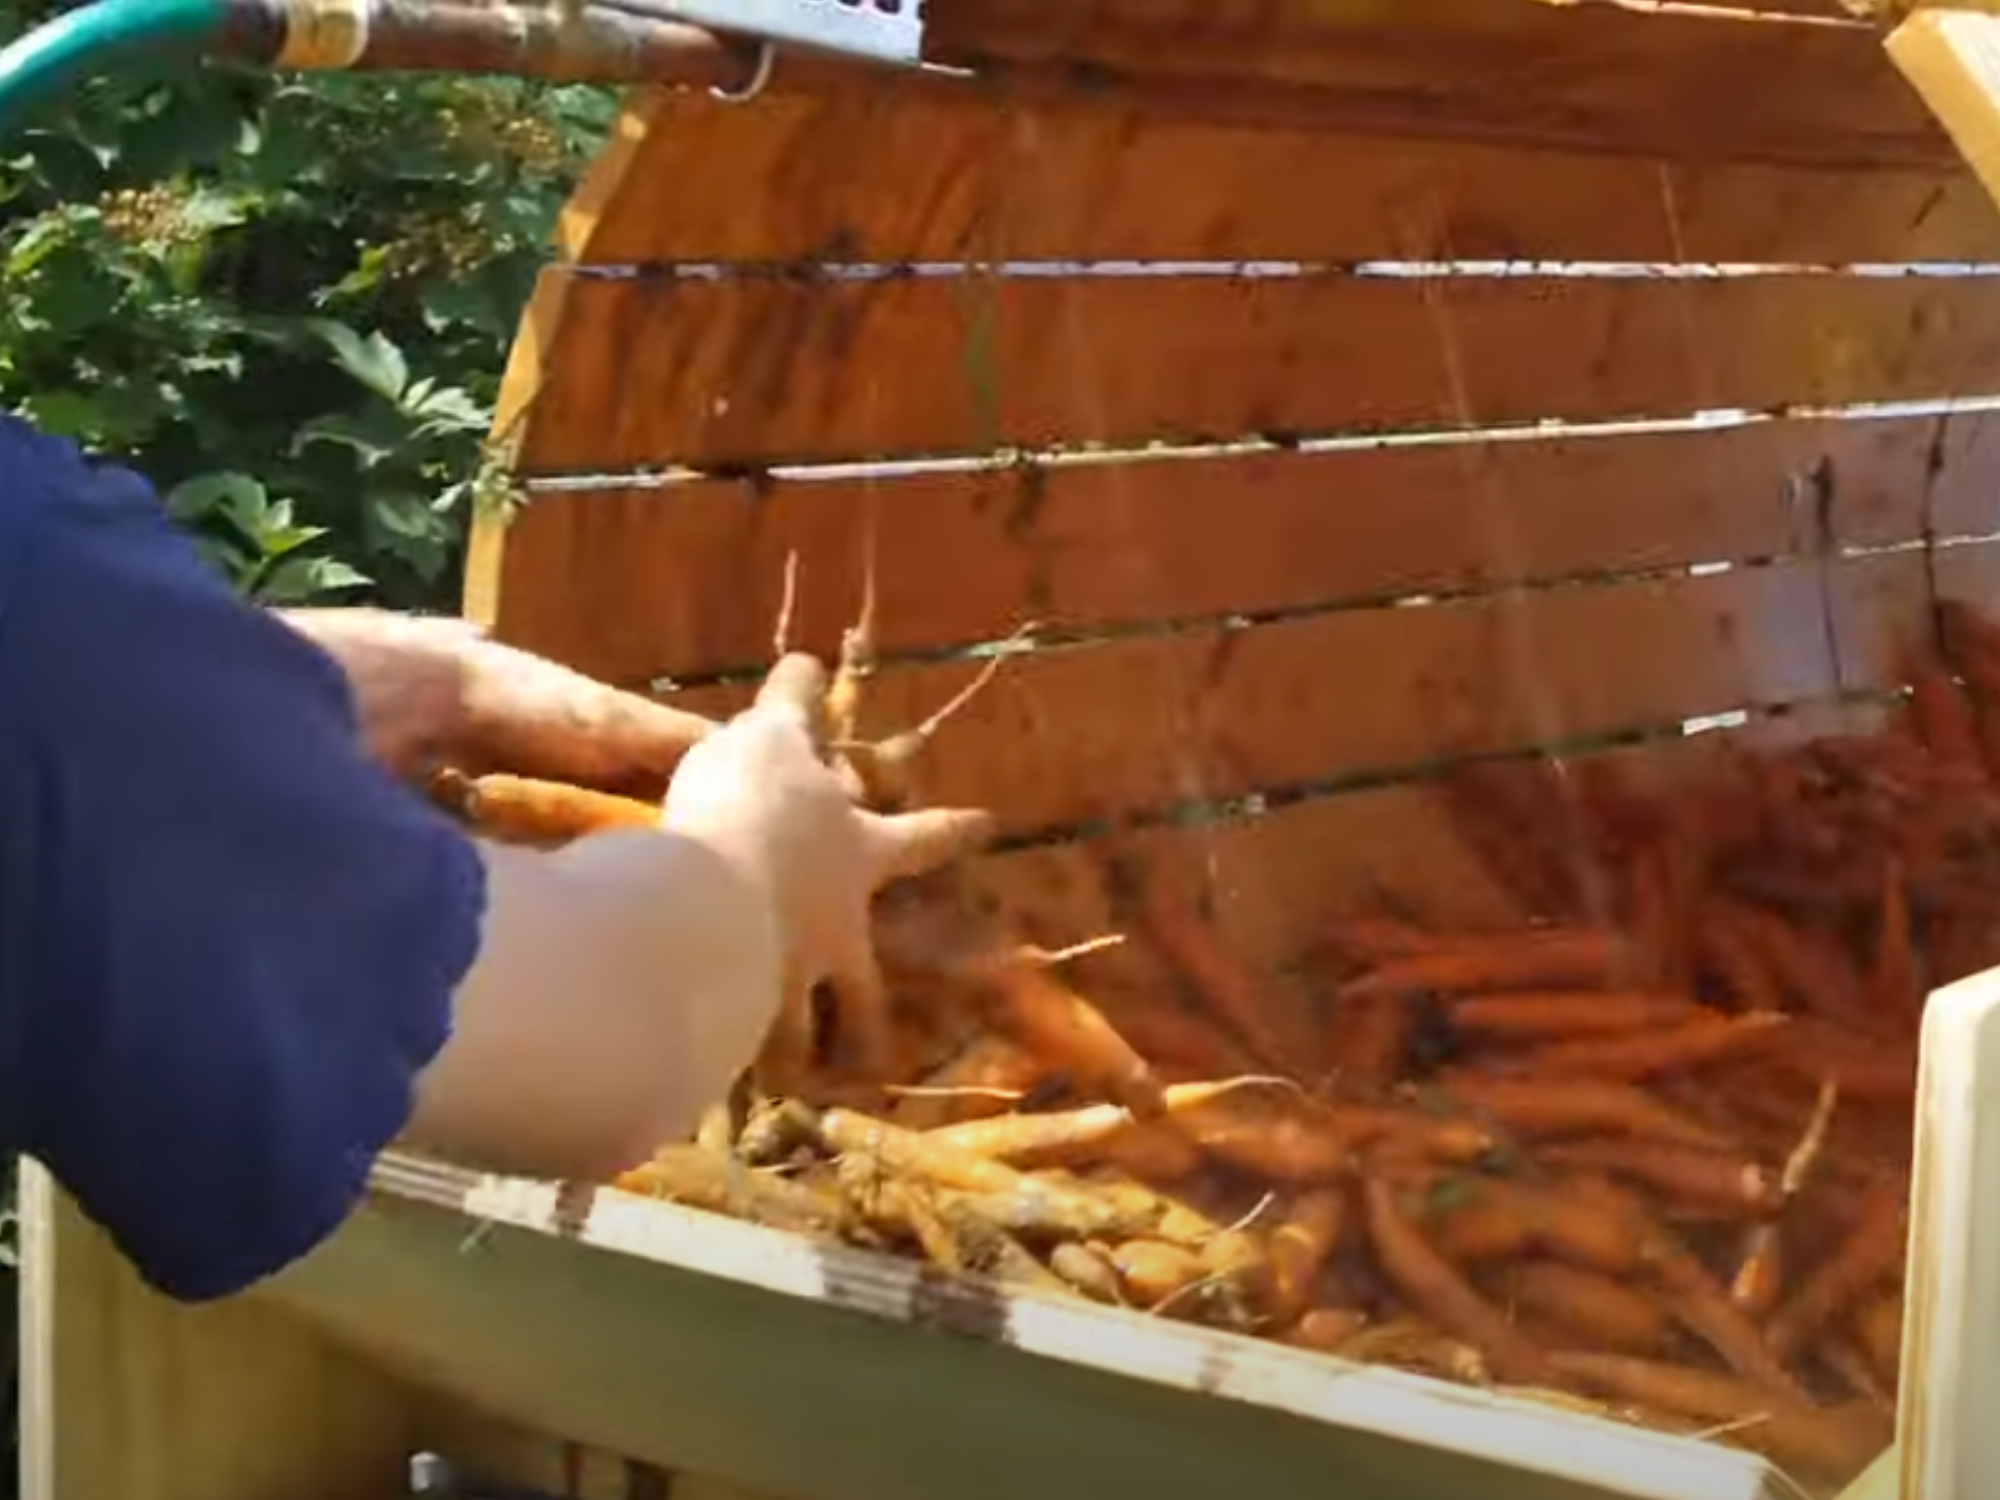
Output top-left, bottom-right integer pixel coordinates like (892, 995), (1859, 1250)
(512, 271), (2000, 474)
(661, 546), (1940, 839)
(562, 81), (2000, 268)
(973, 698), (1893, 983)
(489, 413), (1969, 685)
(920, 0), (1952, 168)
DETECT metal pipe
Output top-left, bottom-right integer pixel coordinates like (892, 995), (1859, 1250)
(0, 0), (762, 143)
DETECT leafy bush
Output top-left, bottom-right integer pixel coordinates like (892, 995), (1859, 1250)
(0, 12), (614, 607)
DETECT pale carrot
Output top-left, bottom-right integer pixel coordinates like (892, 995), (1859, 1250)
(886, 1033), (1043, 1130)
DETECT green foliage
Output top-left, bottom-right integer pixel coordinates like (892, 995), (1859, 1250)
(0, 6), (615, 607)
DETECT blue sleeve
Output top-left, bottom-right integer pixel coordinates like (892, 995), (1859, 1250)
(0, 419), (489, 1301)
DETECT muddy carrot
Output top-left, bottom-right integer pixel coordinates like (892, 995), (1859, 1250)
(1049, 1242), (1124, 1303)
(1329, 914), (1444, 963)
(1268, 1187), (1350, 1323)
(1338, 925), (1634, 1000)
(434, 769), (661, 843)
(1363, 1177), (1555, 1386)
(1539, 1138), (1779, 1216)
(1447, 991), (1707, 1042)
(816, 1109), (1164, 1240)
(1768, 1180), (1908, 1359)
(1422, 1075), (1729, 1148)
(1508, 1262), (1673, 1355)
(614, 1145), (850, 1239)
(1548, 1353), (1888, 1479)
(1480, 1010), (1788, 1082)
(1731, 1081), (1839, 1315)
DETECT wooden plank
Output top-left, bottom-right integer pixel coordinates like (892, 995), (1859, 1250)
(658, 546), (1938, 840)
(919, 0), (1953, 168)
(487, 413), (1967, 684)
(18, 1164), (415, 1500)
(510, 271), (2000, 473)
(973, 696), (1892, 986)
(271, 1166), (1793, 1500)
(563, 81), (2000, 268)
(1886, 958), (2000, 1500)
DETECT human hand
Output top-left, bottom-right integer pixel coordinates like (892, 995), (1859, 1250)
(281, 608), (716, 786)
(661, 652), (994, 1035)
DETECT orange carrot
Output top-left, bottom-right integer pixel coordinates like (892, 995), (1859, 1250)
(1904, 654), (1986, 773)
(1851, 1289), (1903, 1381)
(1538, 1138), (1779, 1216)
(1325, 991), (1419, 1094)
(1127, 867), (1309, 1070)
(1481, 1010), (1788, 1082)
(434, 769), (660, 843)
(1447, 991), (1707, 1043)
(1430, 1176), (1643, 1276)
(887, 1033), (1043, 1130)
(1106, 1239), (1208, 1306)
(1871, 863), (1921, 1019)
(1268, 1187), (1351, 1323)
(1422, 1075), (1729, 1148)
(1338, 925), (1635, 1000)
(1644, 1227), (1804, 1397)
(1363, 1177), (1555, 1386)
(1729, 1223), (1785, 1317)
(1768, 1180), (1908, 1359)
(970, 957), (1165, 1117)
(1285, 1306), (1370, 1354)
(1508, 1262), (1672, 1355)
(1548, 1353), (1888, 1479)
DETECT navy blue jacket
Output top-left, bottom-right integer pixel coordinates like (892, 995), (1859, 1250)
(0, 416), (486, 1300)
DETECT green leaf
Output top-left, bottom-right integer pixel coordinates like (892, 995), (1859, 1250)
(308, 319), (408, 402)
(164, 471), (267, 531)
(255, 553), (370, 604)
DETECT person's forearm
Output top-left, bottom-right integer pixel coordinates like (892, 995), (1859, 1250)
(404, 830), (783, 1181)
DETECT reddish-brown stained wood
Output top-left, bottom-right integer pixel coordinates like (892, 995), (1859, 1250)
(920, 0), (1951, 168)
(512, 271), (2000, 474)
(488, 413), (1974, 684)
(657, 547), (1942, 838)
(1932, 535), (2000, 603)
(562, 81), (2000, 268)
(1928, 410), (2000, 539)
(973, 696), (1890, 978)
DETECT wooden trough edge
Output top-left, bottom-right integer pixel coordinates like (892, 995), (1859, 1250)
(344, 1148), (1788, 1500)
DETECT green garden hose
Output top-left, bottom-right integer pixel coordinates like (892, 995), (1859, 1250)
(0, 0), (238, 134)
(0, 0), (757, 140)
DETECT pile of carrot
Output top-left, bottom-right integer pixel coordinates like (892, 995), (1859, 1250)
(425, 591), (2000, 1497)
